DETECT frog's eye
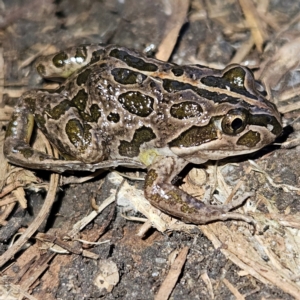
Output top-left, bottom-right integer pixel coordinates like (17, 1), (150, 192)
(221, 109), (249, 135)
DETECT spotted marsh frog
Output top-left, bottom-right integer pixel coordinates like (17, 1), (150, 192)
(4, 44), (282, 224)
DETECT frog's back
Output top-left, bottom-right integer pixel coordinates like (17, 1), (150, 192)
(32, 45), (215, 163)
(30, 44), (281, 165)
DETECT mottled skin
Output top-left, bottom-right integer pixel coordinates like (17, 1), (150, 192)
(4, 44), (282, 225)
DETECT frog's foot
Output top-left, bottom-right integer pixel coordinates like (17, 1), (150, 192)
(144, 156), (256, 226)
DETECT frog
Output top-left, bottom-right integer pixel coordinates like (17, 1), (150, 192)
(4, 44), (282, 225)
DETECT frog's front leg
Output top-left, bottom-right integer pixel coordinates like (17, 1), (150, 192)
(144, 156), (255, 225)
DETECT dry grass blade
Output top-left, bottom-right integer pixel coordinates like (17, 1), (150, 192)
(0, 135), (60, 269)
(68, 191), (115, 238)
(0, 194), (18, 207)
(268, 213), (300, 229)
(229, 36), (255, 64)
(260, 36), (300, 88)
(61, 169), (106, 185)
(238, 0), (267, 52)
(278, 85), (300, 102)
(222, 278), (245, 300)
(200, 272), (214, 299)
(11, 187), (27, 209)
(278, 101), (300, 114)
(155, 0), (190, 61)
(154, 247), (189, 300)
(0, 180), (30, 199)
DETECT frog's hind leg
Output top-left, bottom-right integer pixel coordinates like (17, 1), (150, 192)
(4, 92), (144, 173)
(144, 156), (256, 226)
(4, 92), (73, 173)
(35, 44), (107, 81)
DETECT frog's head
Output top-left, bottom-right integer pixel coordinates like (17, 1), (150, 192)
(168, 65), (283, 163)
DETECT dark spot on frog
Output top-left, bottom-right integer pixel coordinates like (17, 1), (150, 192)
(118, 91), (154, 117)
(249, 114), (282, 136)
(170, 102), (203, 119)
(18, 147), (34, 158)
(144, 169), (158, 188)
(223, 66), (246, 88)
(237, 130), (260, 147)
(169, 119), (219, 147)
(45, 89), (100, 122)
(163, 78), (242, 105)
(119, 126), (156, 157)
(24, 98), (36, 112)
(52, 51), (68, 68)
(65, 118), (92, 152)
(45, 100), (70, 120)
(180, 202), (196, 214)
(200, 67), (257, 100)
(109, 48), (158, 72)
(147, 192), (164, 206)
(107, 112), (120, 123)
(111, 68), (147, 85)
(35, 114), (47, 133)
(36, 64), (46, 76)
(89, 104), (101, 122)
(76, 68), (92, 86)
(171, 68), (184, 77)
(90, 49), (105, 64)
(167, 190), (182, 204)
(162, 79), (192, 93)
(150, 81), (156, 88)
(75, 46), (87, 62)
(72, 89), (88, 111)
(161, 64), (173, 72)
